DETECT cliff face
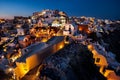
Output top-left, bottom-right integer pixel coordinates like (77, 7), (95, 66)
(39, 42), (106, 80)
(102, 29), (120, 63)
(0, 69), (10, 80)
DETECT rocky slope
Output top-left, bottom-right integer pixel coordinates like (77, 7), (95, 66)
(39, 42), (106, 80)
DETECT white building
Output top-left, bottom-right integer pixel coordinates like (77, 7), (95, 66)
(17, 28), (25, 36)
(63, 24), (74, 36)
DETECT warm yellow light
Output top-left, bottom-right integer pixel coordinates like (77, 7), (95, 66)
(3, 45), (6, 48)
(12, 58), (16, 62)
(41, 38), (47, 42)
(59, 45), (63, 49)
(36, 34), (39, 37)
(4, 48), (6, 52)
(8, 68), (13, 72)
(1, 55), (4, 59)
(11, 56), (18, 62)
(16, 24), (21, 28)
(28, 19), (31, 23)
(64, 41), (69, 44)
(87, 30), (91, 34)
(36, 72), (39, 76)
(87, 44), (94, 51)
(42, 11), (46, 14)
(79, 27), (83, 31)
(53, 33), (56, 36)
(103, 69), (120, 80)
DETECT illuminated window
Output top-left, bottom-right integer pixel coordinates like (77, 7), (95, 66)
(96, 58), (100, 63)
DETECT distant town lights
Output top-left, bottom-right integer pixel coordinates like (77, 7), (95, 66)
(1, 55), (4, 59)
(8, 68), (13, 72)
(28, 19), (31, 23)
(3, 48), (7, 52)
(59, 45), (63, 49)
(42, 11), (46, 15)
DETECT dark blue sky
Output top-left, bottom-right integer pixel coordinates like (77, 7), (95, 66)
(0, 0), (120, 20)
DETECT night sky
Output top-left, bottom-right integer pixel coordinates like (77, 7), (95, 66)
(0, 0), (120, 20)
